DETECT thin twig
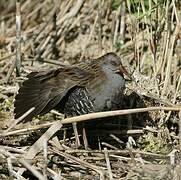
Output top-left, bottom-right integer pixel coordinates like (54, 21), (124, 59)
(2, 107), (35, 134)
(51, 148), (106, 178)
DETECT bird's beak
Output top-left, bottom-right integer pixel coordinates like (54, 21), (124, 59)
(117, 65), (132, 80)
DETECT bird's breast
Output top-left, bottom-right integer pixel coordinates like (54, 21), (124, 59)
(88, 73), (125, 111)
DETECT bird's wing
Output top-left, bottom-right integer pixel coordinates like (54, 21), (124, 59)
(14, 67), (93, 121)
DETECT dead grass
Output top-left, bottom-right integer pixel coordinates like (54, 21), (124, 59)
(0, 0), (181, 179)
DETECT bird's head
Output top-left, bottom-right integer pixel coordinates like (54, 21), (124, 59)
(100, 52), (132, 79)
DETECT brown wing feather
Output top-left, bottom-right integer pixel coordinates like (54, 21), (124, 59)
(14, 66), (94, 121)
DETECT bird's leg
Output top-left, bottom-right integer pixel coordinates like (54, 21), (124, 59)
(72, 122), (80, 148)
(82, 122), (88, 150)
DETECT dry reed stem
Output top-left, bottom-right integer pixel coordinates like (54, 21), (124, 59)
(0, 1), (181, 178)
(81, 14), (98, 59)
(5, 107), (179, 160)
(162, 24), (180, 96)
(15, 0), (21, 76)
(60, 107), (181, 124)
(97, 0), (102, 55)
(1, 106), (181, 137)
(104, 147), (113, 180)
(43, 140), (48, 179)
(19, 159), (45, 180)
(25, 121), (62, 159)
(113, 6), (120, 47)
(58, 0), (84, 25)
(72, 122), (81, 148)
(65, 149), (167, 158)
(0, 52), (15, 62)
(102, 142), (118, 150)
(179, 112), (181, 151)
(51, 148), (106, 179)
(5, 58), (16, 83)
(164, 75), (181, 123)
(119, 0), (126, 42)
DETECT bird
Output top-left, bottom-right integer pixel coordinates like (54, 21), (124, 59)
(14, 52), (130, 147)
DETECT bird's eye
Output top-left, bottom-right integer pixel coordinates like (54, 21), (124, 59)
(110, 61), (117, 66)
